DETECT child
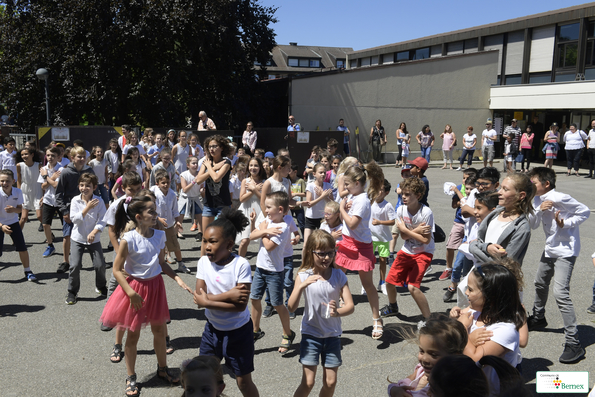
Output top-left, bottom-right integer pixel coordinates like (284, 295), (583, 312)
(66, 173), (108, 304)
(304, 163), (333, 245)
(387, 315), (468, 397)
(123, 146), (148, 187)
(147, 132), (166, 166)
(73, 139), (90, 160)
(320, 201), (342, 242)
(333, 156), (358, 203)
(289, 163), (306, 236)
(254, 148), (265, 160)
(408, 157), (429, 207)
(193, 207), (259, 397)
(249, 191), (295, 354)
(400, 129), (411, 169)
(16, 147), (42, 231)
(150, 170), (190, 273)
(304, 145), (322, 183)
(172, 130), (191, 175)
(238, 157), (266, 257)
(166, 129), (177, 148)
(106, 138), (121, 197)
(0, 136), (17, 178)
(320, 152), (331, 172)
(288, 229), (355, 397)
(181, 356), (226, 397)
(326, 138), (339, 156)
(188, 133), (205, 160)
(122, 131), (147, 164)
(259, 155), (293, 215)
(381, 177), (434, 319)
(230, 162), (246, 209)
(0, 170), (36, 281)
(39, 147), (64, 258)
(527, 167), (589, 364)
(370, 179), (396, 295)
(389, 167), (411, 261)
(335, 161), (385, 339)
(504, 133), (514, 173)
(111, 159), (136, 199)
(99, 194), (192, 397)
(149, 147), (178, 191)
(325, 155), (342, 197)
(88, 146), (110, 207)
(179, 156), (204, 240)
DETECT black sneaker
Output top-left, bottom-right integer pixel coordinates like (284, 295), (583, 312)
(527, 315), (548, 331)
(57, 262), (70, 274)
(38, 223), (44, 232)
(195, 232), (203, 243)
(100, 323), (113, 332)
(559, 344), (586, 364)
(587, 303), (595, 314)
(96, 287), (108, 297)
(263, 305), (275, 318)
(65, 293), (77, 305)
(106, 241), (113, 251)
(443, 287), (456, 302)
(380, 303), (399, 318)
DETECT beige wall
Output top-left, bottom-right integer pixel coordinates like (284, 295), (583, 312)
(290, 51), (498, 160)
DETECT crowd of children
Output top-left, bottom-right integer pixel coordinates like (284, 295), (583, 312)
(1, 127), (595, 397)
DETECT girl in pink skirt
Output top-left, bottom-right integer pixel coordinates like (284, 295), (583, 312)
(100, 194), (192, 397)
(335, 161), (385, 339)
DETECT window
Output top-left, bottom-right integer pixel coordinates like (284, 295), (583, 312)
(288, 58), (298, 67)
(299, 59), (309, 67)
(529, 72), (552, 84)
(464, 38), (478, 53)
(559, 23), (580, 42)
(287, 58), (321, 68)
(558, 43), (578, 68)
(309, 59), (320, 67)
(350, 59), (358, 69)
(396, 51), (410, 62)
(336, 59), (345, 68)
(413, 48), (430, 60)
(504, 74), (522, 85)
(371, 56), (379, 65)
(361, 57), (371, 67)
(556, 23), (580, 70)
(381, 54), (393, 64)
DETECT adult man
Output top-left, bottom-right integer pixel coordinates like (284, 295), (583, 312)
(118, 124), (132, 151)
(287, 115), (300, 132)
(529, 115), (545, 161)
(337, 119), (350, 155)
(503, 119), (521, 171)
(197, 111), (216, 131)
(481, 119), (497, 167)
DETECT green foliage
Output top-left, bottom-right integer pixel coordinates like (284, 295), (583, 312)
(0, 0), (277, 131)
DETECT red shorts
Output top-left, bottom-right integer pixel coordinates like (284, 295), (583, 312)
(386, 251), (433, 289)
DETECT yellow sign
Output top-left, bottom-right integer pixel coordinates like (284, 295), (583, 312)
(514, 112), (523, 121)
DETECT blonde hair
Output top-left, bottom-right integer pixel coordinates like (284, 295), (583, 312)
(503, 173), (535, 215)
(70, 146), (86, 158)
(324, 200), (339, 214)
(333, 156), (359, 188)
(343, 161), (385, 203)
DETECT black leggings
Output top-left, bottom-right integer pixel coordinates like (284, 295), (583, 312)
(520, 148), (532, 170)
(460, 149), (474, 167)
(588, 148), (595, 171)
(566, 149), (582, 171)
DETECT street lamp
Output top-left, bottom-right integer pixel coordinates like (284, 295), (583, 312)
(36, 68), (51, 126)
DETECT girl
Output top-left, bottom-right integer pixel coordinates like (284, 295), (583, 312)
(259, 155), (293, 215)
(106, 138), (122, 199)
(124, 147), (149, 187)
(320, 153), (331, 172)
(172, 130), (191, 175)
(166, 129), (177, 148)
(288, 230), (354, 397)
(100, 194), (192, 397)
(181, 356), (226, 397)
(543, 123), (560, 169)
(387, 315), (468, 397)
(519, 125), (534, 173)
(237, 157), (266, 257)
(111, 160), (136, 200)
(469, 173), (534, 266)
(188, 133), (205, 160)
(88, 146), (110, 207)
(320, 201), (343, 242)
(333, 156), (359, 203)
(193, 208), (260, 397)
(16, 147), (42, 231)
(122, 131), (147, 164)
(325, 155), (342, 197)
(304, 163), (333, 245)
(395, 122), (408, 167)
(335, 161), (385, 339)
(179, 156), (204, 239)
(450, 263), (526, 397)
(230, 162), (246, 209)
(440, 124), (456, 170)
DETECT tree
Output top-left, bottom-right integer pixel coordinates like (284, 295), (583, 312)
(0, 0), (277, 131)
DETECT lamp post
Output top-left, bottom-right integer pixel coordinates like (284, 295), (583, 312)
(36, 68), (51, 126)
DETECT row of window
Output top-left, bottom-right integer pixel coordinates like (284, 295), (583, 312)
(284, 57), (346, 69)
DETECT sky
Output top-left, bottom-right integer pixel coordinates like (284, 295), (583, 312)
(258, 0), (590, 51)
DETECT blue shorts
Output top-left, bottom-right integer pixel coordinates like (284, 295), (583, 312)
(180, 201), (203, 216)
(0, 221), (27, 256)
(250, 267), (284, 306)
(62, 220), (73, 237)
(202, 205), (224, 218)
(199, 319), (254, 376)
(299, 334), (342, 368)
(96, 185), (109, 205)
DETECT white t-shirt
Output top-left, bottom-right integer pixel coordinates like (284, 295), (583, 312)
(342, 193), (372, 243)
(370, 200), (396, 242)
(0, 187), (23, 225)
(150, 186), (179, 228)
(0, 150), (16, 177)
(255, 218), (289, 272)
(59, 157), (70, 168)
(482, 129), (497, 147)
(123, 144), (147, 156)
(463, 188), (479, 238)
(283, 214), (300, 258)
(105, 150), (120, 174)
(305, 181), (332, 219)
(299, 268), (348, 338)
(180, 170), (201, 198)
(103, 196), (126, 226)
(88, 158), (107, 184)
(320, 221), (343, 242)
(38, 163), (63, 207)
(122, 229), (166, 279)
(463, 133), (477, 150)
(396, 204), (435, 255)
(484, 217), (512, 245)
(196, 254), (252, 331)
(563, 130), (587, 150)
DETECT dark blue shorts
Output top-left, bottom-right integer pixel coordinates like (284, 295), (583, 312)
(199, 319), (255, 376)
(0, 221), (27, 256)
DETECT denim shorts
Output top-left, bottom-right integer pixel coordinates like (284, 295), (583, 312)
(299, 334), (342, 368)
(96, 184), (110, 205)
(180, 201), (203, 216)
(62, 220), (74, 237)
(199, 319), (254, 376)
(202, 205), (225, 218)
(250, 267), (284, 306)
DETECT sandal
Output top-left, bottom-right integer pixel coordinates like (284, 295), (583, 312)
(110, 344), (123, 363)
(125, 374), (139, 397)
(253, 329), (265, 342)
(372, 318), (384, 340)
(165, 336), (175, 354)
(278, 330), (296, 355)
(157, 365), (180, 384)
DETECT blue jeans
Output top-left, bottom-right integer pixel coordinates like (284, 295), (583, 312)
(451, 247), (472, 283)
(459, 149), (474, 167)
(250, 267), (285, 306)
(265, 256), (294, 307)
(420, 146), (432, 162)
(97, 184), (109, 205)
(292, 209), (305, 236)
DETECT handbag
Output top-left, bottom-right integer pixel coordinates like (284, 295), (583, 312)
(433, 224), (446, 243)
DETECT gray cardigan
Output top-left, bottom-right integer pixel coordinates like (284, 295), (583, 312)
(469, 206), (532, 266)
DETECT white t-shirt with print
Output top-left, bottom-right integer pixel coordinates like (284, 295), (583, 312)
(370, 199), (396, 242)
(482, 129), (497, 147)
(342, 193), (372, 244)
(396, 204), (435, 255)
(305, 181), (332, 219)
(255, 218), (290, 272)
(463, 133), (477, 150)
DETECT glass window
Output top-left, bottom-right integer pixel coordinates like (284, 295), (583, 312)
(371, 56), (379, 65)
(336, 59), (345, 68)
(558, 43), (578, 68)
(350, 59), (357, 68)
(309, 59), (320, 67)
(396, 51), (410, 62)
(298, 59), (309, 67)
(529, 73), (552, 84)
(555, 72), (576, 82)
(288, 58), (298, 67)
(361, 57), (371, 66)
(464, 38), (479, 52)
(559, 23), (580, 42)
(381, 54), (393, 64)
(505, 75), (522, 85)
(587, 41), (594, 66)
(588, 21), (595, 38)
(414, 48), (429, 60)
(585, 68), (595, 80)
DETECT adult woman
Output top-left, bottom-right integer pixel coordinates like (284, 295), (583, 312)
(369, 120), (386, 162)
(543, 123), (560, 169)
(457, 126), (477, 170)
(586, 119), (595, 179)
(519, 125), (534, 173)
(395, 122), (408, 167)
(242, 121), (257, 155)
(440, 124), (457, 169)
(171, 130), (191, 174)
(563, 123), (587, 177)
(416, 124), (435, 163)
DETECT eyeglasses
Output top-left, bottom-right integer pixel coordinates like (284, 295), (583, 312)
(313, 251), (335, 259)
(208, 145), (219, 150)
(323, 213), (336, 217)
(477, 182), (492, 187)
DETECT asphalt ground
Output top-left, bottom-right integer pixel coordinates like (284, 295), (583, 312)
(1, 161), (594, 397)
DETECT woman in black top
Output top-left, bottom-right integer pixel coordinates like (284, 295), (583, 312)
(369, 119), (386, 163)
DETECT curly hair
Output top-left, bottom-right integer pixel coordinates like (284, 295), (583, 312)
(203, 134), (232, 158)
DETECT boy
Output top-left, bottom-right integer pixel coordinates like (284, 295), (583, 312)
(408, 157), (429, 206)
(381, 177), (434, 319)
(289, 164), (306, 237)
(147, 132), (166, 166)
(254, 148), (265, 160)
(66, 173), (107, 304)
(249, 191), (295, 354)
(277, 148), (290, 157)
(0, 170), (36, 280)
(149, 147), (178, 191)
(150, 170), (190, 273)
(527, 167), (589, 364)
(55, 146), (96, 274)
(326, 138), (339, 156)
(0, 136), (17, 178)
(370, 179), (396, 295)
(39, 146), (64, 258)
(389, 167), (411, 261)
(73, 139), (90, 160)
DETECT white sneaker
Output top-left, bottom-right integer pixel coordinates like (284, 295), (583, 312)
(381, 283), (387, 296)
(424, 265), (433, 277)
(456, 167), (462, 171)
(177, 261), (191, 274)
(166, 255), (176, 265)
(361, 286), (367, 296)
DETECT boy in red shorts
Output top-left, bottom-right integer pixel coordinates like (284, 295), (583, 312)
(380, 177), (434, 319)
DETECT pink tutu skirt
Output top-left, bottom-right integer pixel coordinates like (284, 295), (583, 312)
(100, 275), (170, 332)
(336, 235), (375, 272)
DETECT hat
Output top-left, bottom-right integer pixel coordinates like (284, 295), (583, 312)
(264, 151), (275, 158)
(401, 166), (411, 175)
(408, 157), (428, 171)
(511, 118), (517, 122)
(551, 122), (558, 127)
(486, 118), (493, 125)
